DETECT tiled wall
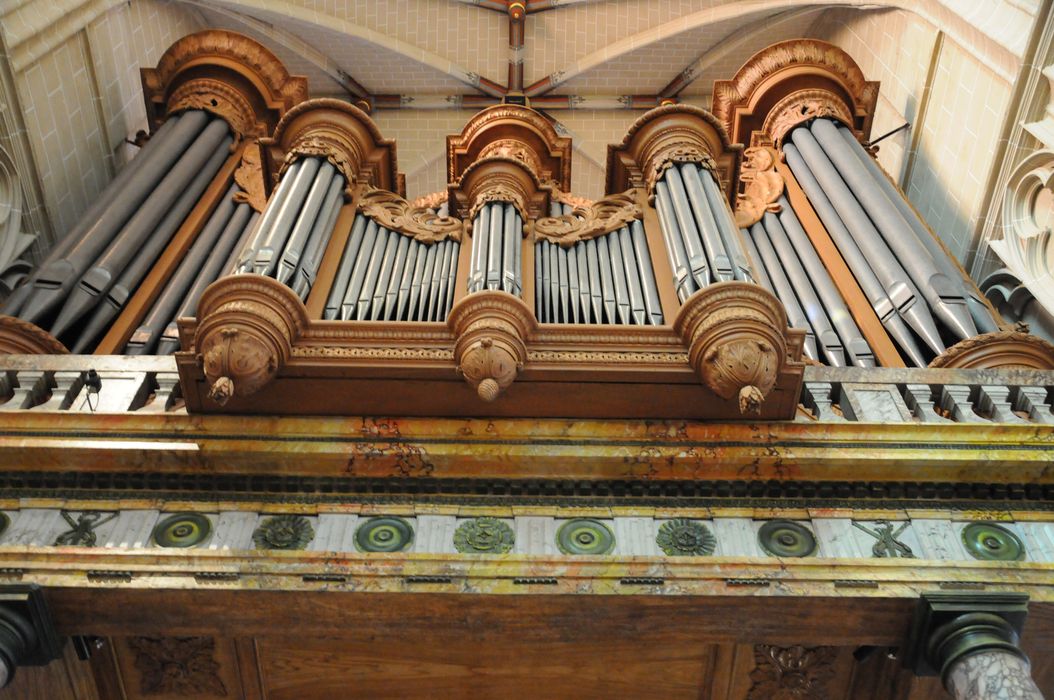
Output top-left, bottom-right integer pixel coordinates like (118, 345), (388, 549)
(8, 0), (201, 243)
(811, 8), (1015, 263)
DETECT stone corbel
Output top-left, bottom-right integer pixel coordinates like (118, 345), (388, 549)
(734, 147), (785, 229)
(447, 291), (534, 402)
(531, 189), (641, 247)
(358, 187), (464, 243)
(193, 275), (309, 405)
(673, 282), (796, 414)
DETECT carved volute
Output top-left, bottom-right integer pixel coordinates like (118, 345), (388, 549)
(711, 39), (879, 148)
(605, 104), (742, 206)
(447, 291), (534, 402)
(141, 29), (309, 139)
(930, 330), (1054, 370)
(261, 98), (402, 197)
(192, 275), (309, 405)
(674, 282), (801, 414)
(447, 105), (571, 221)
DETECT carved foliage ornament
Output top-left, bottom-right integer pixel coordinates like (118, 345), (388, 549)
(284, 135), (359, 190)
(167, 79), (254, 140)
(645, 141), (717, 201)
(748, 645), (836, 700)
(735, 147), (784, 228)
(763, 89), (854, 146)
(532, 189), (641, 247)
(232, 141), (267, 213)
(359, 187), (464, 243)
(478, 138), (543, 176)
(674, 282), (791, 414)
(128, 636), (228, 697)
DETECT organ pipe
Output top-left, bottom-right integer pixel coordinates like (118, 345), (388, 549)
(468, 202), (521, 296)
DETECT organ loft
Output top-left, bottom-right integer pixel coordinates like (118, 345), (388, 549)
(0, 2), (1053, 698)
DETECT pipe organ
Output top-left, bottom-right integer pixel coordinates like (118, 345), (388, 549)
(1, 30), (1054, 700)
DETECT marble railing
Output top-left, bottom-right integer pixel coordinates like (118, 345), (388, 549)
(0, 354), (1052, 424)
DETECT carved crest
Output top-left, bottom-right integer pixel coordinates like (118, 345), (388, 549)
(763, 89), (855, 146)
(359, 187), (464, 243)
(748, 645), (836, 700)
(128, 636), (228, 697)
(532, 190), (641, 247)
(232, 141), (267, 213)
(735, 146), (785, 228)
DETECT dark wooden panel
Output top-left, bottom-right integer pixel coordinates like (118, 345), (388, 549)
(2, 641), (99, 700)
(257, 636), (714, 700)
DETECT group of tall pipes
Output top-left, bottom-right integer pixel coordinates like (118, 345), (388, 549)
(1, 110), (234, 353)
(536, 202), (663, 325)
(323, 207), (460, 322)
(771, 117), (997, 367)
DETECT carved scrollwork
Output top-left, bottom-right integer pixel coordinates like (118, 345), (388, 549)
(674, 282), (792, 414)
(448, 291), (534, 401)
(194, 275), (309, 405)
(359, 187), (464, 243)
(167, 78), (254, 141)
(232, 141), (267, 213)
(763, 89), (855, 146)
(283, 135), (360, 190)
(735, 146), (785, 228)
(929, 330), (1054, 370)
(410, 190), (449, 210)
(645, 142), (718, 200)
(532, 190), (641, 247)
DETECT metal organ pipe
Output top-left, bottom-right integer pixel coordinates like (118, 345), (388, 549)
(230, 155), (347, 302)
(747, 222), (819, 362)
(787, 127), (947, 356)
(468, 202), (521, 297)
(807, 117), (977, 340)
(534, 203), (661, 326)
(677, 163), (733, 283)
(833, 124), (999, 334)
(654, 180), (696, 302)
(782, 141), (929, 367)
(18, 110), (212, 326)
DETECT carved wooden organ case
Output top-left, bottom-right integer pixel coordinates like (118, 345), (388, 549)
(2, 32), (1052, 422)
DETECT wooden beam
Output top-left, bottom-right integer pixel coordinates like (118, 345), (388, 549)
(774, 156), (905, 367)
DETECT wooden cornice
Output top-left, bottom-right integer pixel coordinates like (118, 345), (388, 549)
(141, 29), (309, 139)
(605, 104), (742, 206)
(711, 39), (879, 148)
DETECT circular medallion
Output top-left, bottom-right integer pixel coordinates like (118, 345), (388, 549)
(355, 517), (414, 553)
(252, 515), (314, 551)
(656, 519), (716, 556)
(152, 513), (212, 548)
(962, 522), (1025, 561)
(556, 519), (615, 555)
(758, 520), (817, 557)
(454, 517), (514, 554)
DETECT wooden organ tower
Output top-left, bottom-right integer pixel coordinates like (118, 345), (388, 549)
(0, 31), (1050, 700)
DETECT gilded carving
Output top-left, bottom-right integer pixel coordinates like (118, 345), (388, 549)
(455, 155), (547, 224)
(128, 636), (228, 697)
(167, 79), (254, 140)
(143, 30), (308, 138)
(479, 138), (542, 175)
(448, 291), (534, 401)
(410, 191), (449, 211)
(929, 330), (1054, 370)
(763, 89), (855, 146)
(748, 645), (836, 700)
(0, 315), (68, 355)
(284, 135), (360, 189)
(674, 282), (795, 414)
(532, 189), (641, 246)
(735, 147), (785, 229)
(359, 187), (464, 243)
(712, 39), (878, 145)
(232, 141), (267, 213)
(194, 275), (309, 405)
(606, 104), (740, 203)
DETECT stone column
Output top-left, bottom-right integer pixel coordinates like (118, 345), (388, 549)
(946, 650), (1044, 700)
(911, 599), (1047, 700)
